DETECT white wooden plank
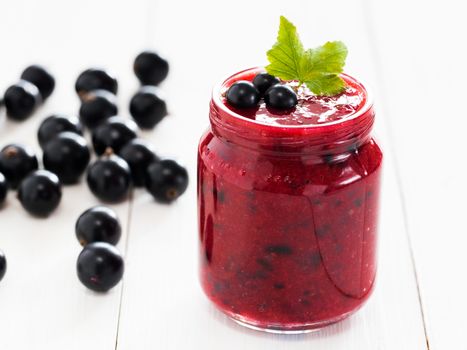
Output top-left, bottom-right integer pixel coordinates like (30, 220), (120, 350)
(366, 0), (467, 348)
(0, 0), (147, 349)
(116, 0), (426, 348)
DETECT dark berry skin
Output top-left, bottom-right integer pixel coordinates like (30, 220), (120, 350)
(21, 65), (55, 100)
(118, 139), (158, 187)
(18, 170), (62, 217)
(76, 242), (124, 292)
(3, 81), (41, 120)
(43, 132), (91, 184)
(226, 81), (260, 109)
(87, 153), (131, 203)
(129, 86), (167, 129)
(0, 172), (7, 205)
(92, 117), (138, 155)
(264, 84), (298, 110)
(79, 90), (118, 129)
(145, 159), (188, 203)
(75, 206), (122, 246)
(0, 144), (39, 189)
(75, 68), (118, 98)
(134, 51), (169, 86)
(38, 114), (83, 149)
(252, 73), (280, 96)
(0, 249), (6, 282)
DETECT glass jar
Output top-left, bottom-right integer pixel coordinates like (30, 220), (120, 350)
(197, 68), (383, 333)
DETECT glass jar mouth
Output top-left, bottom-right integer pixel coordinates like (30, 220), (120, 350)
(211, 67), (374, 131)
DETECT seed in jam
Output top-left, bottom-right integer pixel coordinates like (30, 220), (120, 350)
(264, 84), (298, 110)
(225, 81), (260, 109)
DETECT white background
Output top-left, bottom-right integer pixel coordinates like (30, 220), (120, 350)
(0, 0), (464, 349)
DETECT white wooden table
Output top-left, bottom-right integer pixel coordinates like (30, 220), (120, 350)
(0, 0), (463, 348)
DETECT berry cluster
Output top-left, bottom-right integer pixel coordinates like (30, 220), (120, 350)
(226, 72), (298, 110)
(0, 51), (188, 286)
(75, 206), (124, 292)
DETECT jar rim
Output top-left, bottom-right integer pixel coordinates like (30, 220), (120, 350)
(211, 67), (374, 131)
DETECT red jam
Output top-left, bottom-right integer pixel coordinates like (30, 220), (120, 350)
(197, 68), (383, 333)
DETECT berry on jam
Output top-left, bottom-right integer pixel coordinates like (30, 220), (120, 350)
(76, 242), (124, 292)
(264, 84), (298, 110)
(0, 172), (7, 205)
(145, 159), (188, 203)
(18, 170), (62, 217)
(129, 86), (167, 129)
(91, 116), (138, 155)
(86, 151), (131, 203)
(0, 144), (39, 189)
(0, 249), (6, 282)
(252, 73), (280, 96)
(75, 206), (122, 246)
(3, 81), (41, 120)
(42, 132), (91, 184)
(79, 90), (118, 129)
(118, 139), (159, 187)
(133, 51), (169, 86)
(37, 114), (83, 149)
(20, 65), (55, 100)
(226, 81), (260, 109)
(75, 68), (118, 98)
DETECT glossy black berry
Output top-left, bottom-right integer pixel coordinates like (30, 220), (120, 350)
(76, 242), (124, 292)
(134, 51), (169, 86)
(38, 114), (83, 149)
(3, 81), (41, 120)
(0, 250), (6, 282)
(226, 81), (260, 109)
(21, 65), (55, 100)
(145, 159), (188, 203)
(87, 152), (131, 203)
(129, 86), (167, 129)
(0, 144), (39, 189)
(118, 139), (158, 187)
(253, 73), (280, 96)
(0, 172), (7, 205)
(264, 84), (298, 110)
(79, 90), (118, 129)
(18, 170), (62, 217)
(43, 132), (91, 184)
(75, 206), (122, 246)
(92, 117), (138, 155)
(75, 68), (118, 98)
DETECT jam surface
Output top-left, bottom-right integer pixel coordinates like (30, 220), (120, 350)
(198, 69), (382, 332)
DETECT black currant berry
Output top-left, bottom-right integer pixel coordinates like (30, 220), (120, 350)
(129, 86), (167, 129)
(0, 172), (7, 205)
(145, 159), (188, 203)
(134, 51), (169, 86)
(38, 114), (83, 149)
(20, 65), (55, 100)
(43, 132), (91, 184)
(0, 250), (6, 282)
(75, 68), (118, 98)
(76, 242), (124, 292)
(92, 116), (138, 155)
(79, 90), (118, 129)
(226, 81), (260, 109)
(87, 152), (131, 203)
(118, 139), (158, 187)
(264, 85), (298, 110)
(75, 206), (121, 246)
(0, 144), (39, 189)
(3, 81), (41, 120)
(253, 73), (280, 96)
(18, 170), (62, 217)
